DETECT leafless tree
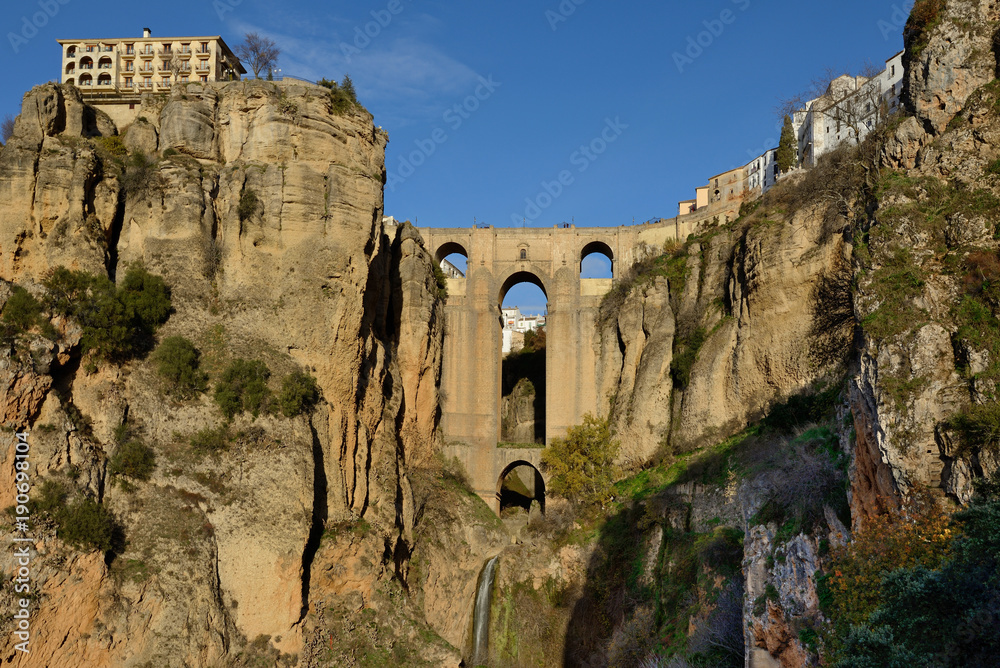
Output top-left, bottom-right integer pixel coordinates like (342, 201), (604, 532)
(1, 114), (15, 143)
(689, 577), (747, 663)
(235, 32), (280, 79)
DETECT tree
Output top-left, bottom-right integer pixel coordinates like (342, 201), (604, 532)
(341, 74), (356, 102)
(776, 114), (797, 173)
(541, 413), (620, 506)
(235, 32), (280, 79)
(1, 114), (14, 144)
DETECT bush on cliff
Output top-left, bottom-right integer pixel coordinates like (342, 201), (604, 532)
(42, 264), (172, 362)
(541, 413), (620, 506)
(1, 285), (55, 342)
(153, 336), (209, 399)
(829, 479), (1000, 667)
(279, 370), (320, 417)
(214, 358), (272, 419)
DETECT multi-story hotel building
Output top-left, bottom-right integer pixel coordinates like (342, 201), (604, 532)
(57, 28), (245, 96)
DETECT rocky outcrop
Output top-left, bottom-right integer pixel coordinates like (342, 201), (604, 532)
(902, 0), (999, 135)
(501, 377), (538, 444)
(0, 80), (446, 665)
(598, 203), (852, 460)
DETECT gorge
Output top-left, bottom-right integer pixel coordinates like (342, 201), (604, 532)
(2, 1), (1000, 666)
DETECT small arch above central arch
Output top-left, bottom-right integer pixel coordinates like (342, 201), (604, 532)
(499, 271), (547, 307)
(580, 240), (614, 278)
(434, 241), (468, 265)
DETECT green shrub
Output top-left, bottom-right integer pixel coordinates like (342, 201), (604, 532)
(950, 402), (1000, 455)
(152, 336), (208, 398)
(432, 263), (448, 299)
(95, 135), (127, 161)
(1, 286), (54, 340)
(42, 265), (171, 361)
(191, 425), (231, 453)
(109, 439), (156, 481)
(32, 479), (68, 516)
(238, 188), (260, 222)
(57, 496), (119, 553)
(279, 370), (319, 417)
(318, 78), (356, 115)
(214, 359), (271, 419)
(541, 413), (620, 506)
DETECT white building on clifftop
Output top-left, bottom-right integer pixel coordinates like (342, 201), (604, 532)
(56, 28), (245, 127)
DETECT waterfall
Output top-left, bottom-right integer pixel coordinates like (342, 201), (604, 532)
(471, 555), (500, 665)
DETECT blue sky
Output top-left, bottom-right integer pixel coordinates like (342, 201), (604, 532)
(0, 0), (909, 313)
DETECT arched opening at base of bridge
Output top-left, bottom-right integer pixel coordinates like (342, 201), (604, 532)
(499, 272), (548, 446)
(497, 461), (545, 516)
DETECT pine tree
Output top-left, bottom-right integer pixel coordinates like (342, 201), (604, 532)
(776, 114), (797, 173)
(341, 74), (357, 103)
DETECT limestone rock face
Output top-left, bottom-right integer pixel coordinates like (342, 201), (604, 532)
(597, 276), (675, 464)
(903, 0), (999, 135)
(501, 377), (539, 444)
(598, 204), (851, 460)
(0, 81), (446, 665)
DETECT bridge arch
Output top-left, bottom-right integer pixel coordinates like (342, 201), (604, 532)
(498, 271), (548, 306)
(496, 460), (546, 514)
(580, 240), (615, 277)
(434, 241), (469, 265)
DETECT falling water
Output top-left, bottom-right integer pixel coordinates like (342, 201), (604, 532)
(471, 555), (500, 665)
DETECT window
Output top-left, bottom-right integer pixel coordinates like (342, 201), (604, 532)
(125, 63), (133, 72)
(181, 76), (189, 83)
(200, 75), (208, 82)
(519, 249), (527, 260)
(86, 44), (95, 52)
(891, 65), (895, 76)
(162, 43), (172, 53)
(125, 44), (134, 54)
(124, 76), (133, 86)
(143, 77), (152, 88)
(66, 46), (76, 57)
(200, 42), (209, 53)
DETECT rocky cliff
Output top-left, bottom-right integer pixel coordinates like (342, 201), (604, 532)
(0, 81), (449, 666)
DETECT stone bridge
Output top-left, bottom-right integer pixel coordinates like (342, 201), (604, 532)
(416, 219), (697, 512)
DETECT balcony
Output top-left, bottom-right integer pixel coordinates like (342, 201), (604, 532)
(158, 64), (172, 72)
(139, 50), (155, 58)
(157, 82), (172, 91)
(196, 63), (211, 72)
(122, 51), (135, 58)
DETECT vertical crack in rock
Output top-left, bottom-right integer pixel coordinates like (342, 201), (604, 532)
(105, 186), (126, 280)
(298, 418), (329, 623)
